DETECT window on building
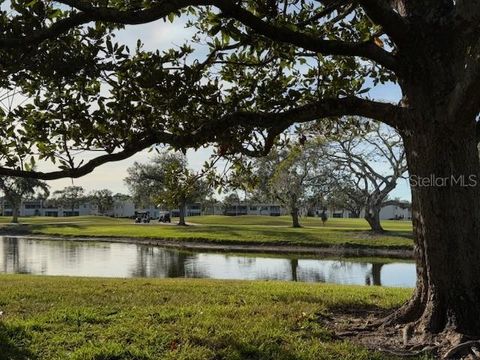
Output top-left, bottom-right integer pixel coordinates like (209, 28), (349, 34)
(25, 204), (41, 209)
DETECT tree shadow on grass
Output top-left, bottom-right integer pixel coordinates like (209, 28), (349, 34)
(0, 322), (35, 360)
(337, 228), (414, 240)
(194, 336), (301, 360)
(31, 223), (82, 229)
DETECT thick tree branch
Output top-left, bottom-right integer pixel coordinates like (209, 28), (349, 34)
(0, 97), (403, 180)
(0, 0), (398, 71)
(209, 97), (404, 132)
(0, 0), (215, 48)
(215, 1), (399, 71)
(358, 0), (409, 43)
(57, 0), (214, 23)
(0, 11), (92, 48)
(0, 131), (189, 180)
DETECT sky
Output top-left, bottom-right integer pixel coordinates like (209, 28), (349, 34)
(40, 18), (412, 200)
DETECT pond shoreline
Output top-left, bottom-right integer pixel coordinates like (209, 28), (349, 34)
(0, 231), (413, 259)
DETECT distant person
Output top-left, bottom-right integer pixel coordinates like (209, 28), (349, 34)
(321, 211), (328, 226)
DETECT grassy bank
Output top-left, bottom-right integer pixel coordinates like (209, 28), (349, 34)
(0, 215), (413, 249)
(0, 275), (412, 359)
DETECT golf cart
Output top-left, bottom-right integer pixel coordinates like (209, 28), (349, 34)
(159, 212), (171, 223)
(134, 211), (150, 224)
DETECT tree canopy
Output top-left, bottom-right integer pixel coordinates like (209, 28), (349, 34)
(89, 188), (114, 215)
(0, 174), (49, 222)
(125, 152), (212, 225)
(51, 185), (86, 212)
(246, 141), (332, 227)
(2, 0), (480, 353)
(324, 120), (407, 232)
(0, 0), (402, 180)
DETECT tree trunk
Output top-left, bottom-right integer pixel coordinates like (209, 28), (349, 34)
(178, 201), (187, 226)
(388, 119), (480, 336)
(11, 205), (19, 223)
(291, 207), (301, 228)
(365, 206), (384, 233)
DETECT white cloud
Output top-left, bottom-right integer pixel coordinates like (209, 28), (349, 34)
(115, 17), (195, 52)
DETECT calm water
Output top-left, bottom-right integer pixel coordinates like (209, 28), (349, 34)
(0, 237), (415, 287)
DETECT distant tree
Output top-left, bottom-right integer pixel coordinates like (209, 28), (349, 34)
(89, 189), (114, 216)
(125, 153), (212, 226)
(304, 191), (330, 217)
(326, 182), (365, 219)
(0, 176), (49, 223)
(202, 196), (221, 215)
(325, 122), (407, 232)
(52, 186), (85, 215)
(252, 142), (331, 228)
(113, 193), (132, 202)
(221, 193), (241, 215)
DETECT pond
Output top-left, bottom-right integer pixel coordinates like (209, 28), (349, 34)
(0, 237), (416, 287)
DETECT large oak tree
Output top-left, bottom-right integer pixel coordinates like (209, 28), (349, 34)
(1, 0), (480, 351)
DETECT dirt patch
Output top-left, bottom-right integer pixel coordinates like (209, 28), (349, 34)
(321, 308), (480, 359)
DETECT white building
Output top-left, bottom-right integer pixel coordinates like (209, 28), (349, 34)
(112, 198), (135, 218)
(0, 198), (98, 217)
(0, 196), (412, 221)
(379, 202), (412, 220)
(220, 203), (288, 216)
(170, 203), (202, 217)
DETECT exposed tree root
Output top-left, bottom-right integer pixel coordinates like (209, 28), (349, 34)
(443, 340), (480, 359)
(321, 308), (480, 359)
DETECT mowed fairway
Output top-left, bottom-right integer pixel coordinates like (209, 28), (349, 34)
(0, 275), (412, 360)
(0, 215), (413, 249)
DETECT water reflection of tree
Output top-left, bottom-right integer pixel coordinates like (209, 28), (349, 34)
(365, 263), (384, 286)
(235, 256), (256, 267)
(290, 259), (328, 283)
(322, 260), (365, 284)
(296, 260), (383, 285)
(0, 237), (31, 274)
(291, 259), (298, 281)
(130, 246), (206, 279)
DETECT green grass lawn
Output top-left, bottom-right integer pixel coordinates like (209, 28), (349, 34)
(0, 275), (412, 360)
(0, 215), (413, 249)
